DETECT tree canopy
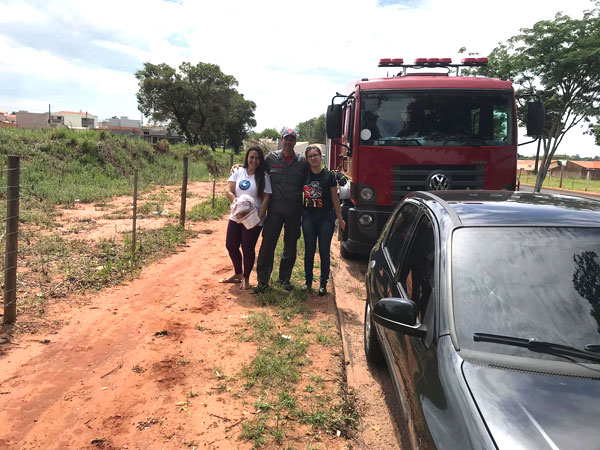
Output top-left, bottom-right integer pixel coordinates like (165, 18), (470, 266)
(466, 3), (600, 191)
(135, 62), (256, 150)
(295, 114), (326, 143)
(257, 128), (280, 140)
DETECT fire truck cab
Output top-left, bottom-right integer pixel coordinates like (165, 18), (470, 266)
(326, 57), (544, 258)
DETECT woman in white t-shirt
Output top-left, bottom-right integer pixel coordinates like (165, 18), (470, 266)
(222, 146), (272, 289)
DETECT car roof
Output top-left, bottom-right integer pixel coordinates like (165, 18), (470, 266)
(410, 190), (600, 227)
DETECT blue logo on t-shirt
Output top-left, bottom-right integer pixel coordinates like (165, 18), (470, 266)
(239, 180), (251, 190)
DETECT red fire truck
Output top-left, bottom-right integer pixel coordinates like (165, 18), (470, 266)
(326, 57), (544, 258)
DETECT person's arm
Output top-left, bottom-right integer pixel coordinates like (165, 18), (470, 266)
(259, 193), (270, 219)
(331, 186), (346, 231)
(226, 181), (236, 203)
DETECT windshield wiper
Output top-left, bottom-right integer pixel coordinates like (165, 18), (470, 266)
(473, 333), (600, 363)
(377, 137), (422, 146)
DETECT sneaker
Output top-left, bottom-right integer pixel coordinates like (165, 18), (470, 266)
(318, 282), (327, 296)
(280, 280), (293, 291)
(253, 282), (269, 294)
(301, 281), (312, 292)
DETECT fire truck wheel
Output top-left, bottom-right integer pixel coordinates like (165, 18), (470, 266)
(340, 242), (361, 260)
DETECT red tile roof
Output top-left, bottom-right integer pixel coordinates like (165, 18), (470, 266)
(55, 111), (96, 116)
(570, 161), (600, 169)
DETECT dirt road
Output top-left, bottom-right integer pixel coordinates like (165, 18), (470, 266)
(0, 185), (408, 449)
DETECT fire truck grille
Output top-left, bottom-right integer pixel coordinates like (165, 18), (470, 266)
(392, 165), (485, 201)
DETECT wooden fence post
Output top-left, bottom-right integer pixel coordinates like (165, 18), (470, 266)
(559, 164), (564, 188)
(4, 156), (20, 325)
(132, 168), (138, 255)
(180, 156), (188, 228)
(585, 170), (591, 191)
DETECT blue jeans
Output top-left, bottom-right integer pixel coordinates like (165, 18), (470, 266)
(302, 209), (336, 284)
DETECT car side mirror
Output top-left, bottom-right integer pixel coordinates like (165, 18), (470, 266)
(526, 101), (545, 137)
(373, 298), (427, 339)
(326, 104), (343, 139)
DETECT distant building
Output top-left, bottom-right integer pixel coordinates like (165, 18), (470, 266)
(565, 160), (600, 180)
(517, 159), (560, 175)
(15, 110), (48, 129)
(0, 110), (17, 128)
(52, 111), (98, 129)
(101, 116), (141, 128)
(99, 116), (142, 138)
(141, 125), (182, 144)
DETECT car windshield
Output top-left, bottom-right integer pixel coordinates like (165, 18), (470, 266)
(452, 227), (600, 362)
(360, 90), (513, 147)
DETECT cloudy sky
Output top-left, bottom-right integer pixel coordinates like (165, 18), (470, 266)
(1, 0), (597, 156)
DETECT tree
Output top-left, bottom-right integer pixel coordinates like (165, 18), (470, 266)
(222, 92), (257, 153)
(135, 62), (255, 147)
(295, 114), (326, 143)
(593, 123), (600, 146)
(466, 4), (600, 191)
(258, 128), (280, 140)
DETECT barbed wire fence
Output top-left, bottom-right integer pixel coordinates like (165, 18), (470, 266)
(0, 150), (236, 326)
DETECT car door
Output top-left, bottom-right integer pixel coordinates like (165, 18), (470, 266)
(385, 213), (438, 449)
(368, 202), (420, 311)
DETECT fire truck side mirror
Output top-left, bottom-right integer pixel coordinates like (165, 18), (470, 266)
(326, 104), (343, 139)
(526, 101), (545, 137)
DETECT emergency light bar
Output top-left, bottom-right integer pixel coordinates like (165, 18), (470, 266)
(378, 57), (488, 68)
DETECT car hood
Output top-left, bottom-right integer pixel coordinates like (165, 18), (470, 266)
(462, 360), (600, 450)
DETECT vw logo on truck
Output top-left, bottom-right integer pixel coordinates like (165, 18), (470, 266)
(427, 171), (451, 190)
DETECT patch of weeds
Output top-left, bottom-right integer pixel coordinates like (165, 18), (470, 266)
(305, 384), (315, 393)
(240, 418), (268, 447)
(188, 196), (230, 221)
(137, 417), (160, 430)
(309, 375), (325, 389)
(131, 365), (145, 373)
(178, 357), (191, 366)
(245, 311), (277, 341)
(315, 333), (330, 346)
(188, 390), (199, 398)
(214, 366), (227, 380)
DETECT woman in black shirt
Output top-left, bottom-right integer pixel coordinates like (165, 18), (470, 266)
(301, 145), (346, 295)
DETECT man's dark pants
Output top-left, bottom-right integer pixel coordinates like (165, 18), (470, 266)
(256, 211), (302, 285)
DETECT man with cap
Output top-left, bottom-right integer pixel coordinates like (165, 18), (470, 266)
(254, 129), (308, 293)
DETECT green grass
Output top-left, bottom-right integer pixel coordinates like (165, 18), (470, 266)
(236, 260), (359, 447)
(519, 172), (600, 192)
(188, 196), (230, 221)
(0, 127), (244, 205)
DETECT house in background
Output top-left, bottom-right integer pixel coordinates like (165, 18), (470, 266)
(51, 111), (98, 129)
(0, 111), (17, 128)
(517, 159), (560, 176)
(565, 160), (600, 180)
(99, 116), (142, 138)
(14, 111), (48, 129)
(141, 125), (182, 144)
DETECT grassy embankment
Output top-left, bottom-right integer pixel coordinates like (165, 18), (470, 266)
(0, 127), (236, 314)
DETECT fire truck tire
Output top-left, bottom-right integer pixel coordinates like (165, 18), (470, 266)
(340, 241), (361, 260)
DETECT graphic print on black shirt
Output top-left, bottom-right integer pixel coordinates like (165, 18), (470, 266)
(303, 181), (324, 208)
(303, 170), (336, 210)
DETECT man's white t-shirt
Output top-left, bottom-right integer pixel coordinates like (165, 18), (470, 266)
(228, 167), (272, 221)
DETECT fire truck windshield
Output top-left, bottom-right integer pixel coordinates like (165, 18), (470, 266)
(359, 90), (513, 147)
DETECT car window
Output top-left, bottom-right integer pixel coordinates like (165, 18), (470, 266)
(398, 216), (435, 320)
(452, 227), (600, 362)
(383, 203), (419, 268)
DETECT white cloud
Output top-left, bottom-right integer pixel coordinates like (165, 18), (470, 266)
(0, 0), (597, 156)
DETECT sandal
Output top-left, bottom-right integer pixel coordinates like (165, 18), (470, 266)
(219, 275), (242, 283)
